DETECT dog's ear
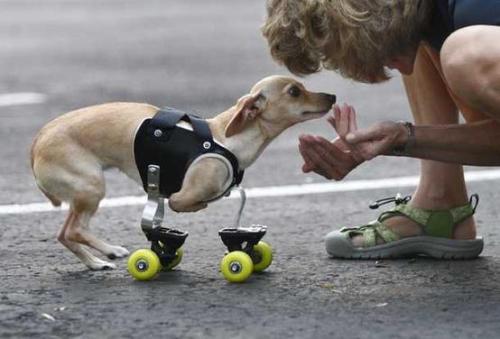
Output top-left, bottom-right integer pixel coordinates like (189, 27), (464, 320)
(225, 92), (266, 138)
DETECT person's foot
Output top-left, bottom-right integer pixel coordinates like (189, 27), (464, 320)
(350, 196), (477, 248)
(325, 194), (483, 259)
(351, 214), (476, 247)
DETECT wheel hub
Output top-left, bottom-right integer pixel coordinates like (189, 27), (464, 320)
(229, 261), (242, 273)
(136, 260), (148, 271)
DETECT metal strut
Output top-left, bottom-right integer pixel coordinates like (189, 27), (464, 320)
(140, 165), (188, 267)
(219, 187), (267, 253)
(233, 186), (246, 228)
(141, 165), (164, 233)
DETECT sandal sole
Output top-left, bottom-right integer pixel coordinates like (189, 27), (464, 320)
(325, 230), (484, 259)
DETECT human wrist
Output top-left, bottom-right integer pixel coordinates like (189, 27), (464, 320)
(391, 121), (415, 156)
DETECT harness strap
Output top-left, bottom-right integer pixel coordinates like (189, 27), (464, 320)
(152, 107), (213, 145)
(379, 195), (478, 238)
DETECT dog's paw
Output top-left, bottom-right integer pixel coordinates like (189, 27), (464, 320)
(106, 246), (130, 260)
(86, 258), (117, 271)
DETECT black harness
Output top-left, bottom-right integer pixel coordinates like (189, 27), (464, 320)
(134, 107), (244, 199)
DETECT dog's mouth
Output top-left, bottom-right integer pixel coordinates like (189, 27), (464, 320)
(301, 110), (329, 117)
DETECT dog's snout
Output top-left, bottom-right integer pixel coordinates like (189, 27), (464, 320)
(328, 94), (336, 104)
(321, 93), (336, 105)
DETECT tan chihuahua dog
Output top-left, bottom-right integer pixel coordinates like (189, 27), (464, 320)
(31, 75), (336, 270)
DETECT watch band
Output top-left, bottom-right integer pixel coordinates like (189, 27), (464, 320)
(391, 121), (415, 156)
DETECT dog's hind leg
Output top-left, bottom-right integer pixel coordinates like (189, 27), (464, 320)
(64, 191), (130, 266)
(58, 211), (117, 270)
(35, 144), (128, 269)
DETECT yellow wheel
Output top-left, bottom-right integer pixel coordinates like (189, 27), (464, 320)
(220, 251), (253, 283)
(162, 248), (184, 271)
(251, 241), (273, 272)
(127, 249), (161, 281)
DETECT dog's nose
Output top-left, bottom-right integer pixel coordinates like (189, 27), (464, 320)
(322, 93), (336, 104)
(328, 94), (337, 105)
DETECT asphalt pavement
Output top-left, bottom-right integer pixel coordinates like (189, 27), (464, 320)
(1, 1), (499, 338)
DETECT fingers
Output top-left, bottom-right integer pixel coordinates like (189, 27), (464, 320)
(345, 124), (381, 144)
(298, 103), (368, 180)
(327, 113), (336, 131)
(331, 136), (349, 152)
(313, 136), (352, 164)
(334, 104), (340, 129)
(331, 104), (381, 161)
(348, 105), (358, 133)
(299, 136), (334, 177)
(336, 104), (350, 138)
(298, 135), (315, 173)
(332, 103), (359, 141)
(331, 137), (365, 163)
(344, 125), (382, 161)
(299, 135), (357, 180)
(302, 141), (343, 179)
(345, 123), (400, 160)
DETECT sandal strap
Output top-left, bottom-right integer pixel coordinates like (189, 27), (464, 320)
(390, 194), (478, 238)
(365, 221), (399, 247)
(340, 194), (479, 247)
(341, 221), (400, 248)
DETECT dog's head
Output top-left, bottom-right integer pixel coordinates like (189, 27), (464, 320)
(225, 75), (336, 138)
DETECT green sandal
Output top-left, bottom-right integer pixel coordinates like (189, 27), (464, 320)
(325, 194), (484, 259)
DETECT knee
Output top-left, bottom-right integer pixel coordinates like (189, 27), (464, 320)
(441, 26), (497, 100)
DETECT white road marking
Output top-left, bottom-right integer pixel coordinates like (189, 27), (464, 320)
(1, 169), (500, 215)
(0, 92), (47, 107)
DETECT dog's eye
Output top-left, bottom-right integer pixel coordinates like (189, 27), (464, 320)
(288, 85), (301, 98)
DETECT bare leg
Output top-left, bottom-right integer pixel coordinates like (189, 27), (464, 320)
(351, 45), (476, 246)
(399, 45), (475, 239)
(441, 26), (500, 121)
(37, 145), (129, 269)
(65, 196), (129, 264)
(58, 211), (117, 270)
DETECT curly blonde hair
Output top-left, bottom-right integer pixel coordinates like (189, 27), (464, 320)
(262, 0), (434, 83)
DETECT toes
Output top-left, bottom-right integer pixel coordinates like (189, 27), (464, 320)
(100, 264), (115, 270)
(107, 246), (129, 260)
(87, 259), (117, 271)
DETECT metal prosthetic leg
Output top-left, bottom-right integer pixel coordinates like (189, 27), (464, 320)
(130, 166), (271, 283)
(141, 165), (188, 268)
(218, 187), (272, 282)
(219, 187), (267, 251)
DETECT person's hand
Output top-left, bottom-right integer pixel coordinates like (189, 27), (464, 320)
(298, 103), (408, 181)
(299, 134), (363, 180)
(299, 103), (366, 180)
(333, 104), (407, 160)
(299, 106), (364, 180)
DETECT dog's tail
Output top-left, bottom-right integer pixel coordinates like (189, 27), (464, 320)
(30, 134), (62, 207)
